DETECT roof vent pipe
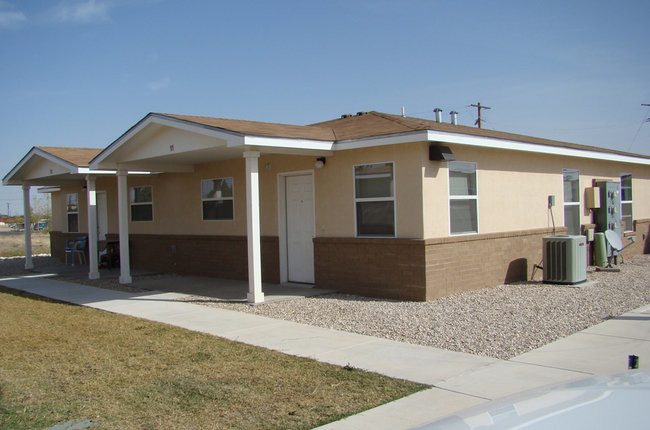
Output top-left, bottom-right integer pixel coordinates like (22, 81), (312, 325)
(450, 111), (458, 125)
(434, 108), (443, 123)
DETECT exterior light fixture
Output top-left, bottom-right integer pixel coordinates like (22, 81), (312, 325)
(428, 144), (455, 162)
(315, 157), (326, 169)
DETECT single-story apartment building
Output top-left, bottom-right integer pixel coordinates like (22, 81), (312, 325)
(3, 110), (649, 302)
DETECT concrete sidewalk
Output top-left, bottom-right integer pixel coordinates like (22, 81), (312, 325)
(1, 274), (648, 429)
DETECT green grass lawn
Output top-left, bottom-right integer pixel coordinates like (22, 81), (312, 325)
(0, 287), (425, 429)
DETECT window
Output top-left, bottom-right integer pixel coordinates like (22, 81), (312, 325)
(563, 169), (580, 235)
(201, 178), (234, 220)
(448, 161), (478, 235)
(66, 193), (78, 233)
(130, 186), (153, 222)
(354, 162), (395, 236)
(621, 174), (633, 232)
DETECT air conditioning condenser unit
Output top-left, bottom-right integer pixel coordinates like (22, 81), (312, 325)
(543, 235), (587, 284)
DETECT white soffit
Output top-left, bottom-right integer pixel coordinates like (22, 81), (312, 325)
(331, 129), (649, 166)
(242, 135), (334, 151)
(37, 186), (61, 193)
(425, 130), (650, 165)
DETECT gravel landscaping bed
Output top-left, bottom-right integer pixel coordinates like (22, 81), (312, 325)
(184, 255), (650, 360)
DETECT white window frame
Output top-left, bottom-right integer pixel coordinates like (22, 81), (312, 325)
(562, 169), (580, 235)
(353, 161), (396, 237)
(448, 161), (479, 236)
(201, 177), (235, 221)
(130, 185), (153, 222)
(66, 193), (79, 233)
(620, 173), (633, 233)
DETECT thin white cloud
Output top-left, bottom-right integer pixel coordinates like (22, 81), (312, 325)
(0, 1), (27, 29)
(0, 9), (26, 28)
(54, 0), (110, 23)
(147, 76), (171, 92)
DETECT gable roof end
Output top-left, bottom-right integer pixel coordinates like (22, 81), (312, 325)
(3, 146), (103, 186)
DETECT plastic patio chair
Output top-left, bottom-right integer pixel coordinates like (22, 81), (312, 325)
(64, 239), (75, 265)
(65, 237), (88, 266)
(73, 237), (88, 265)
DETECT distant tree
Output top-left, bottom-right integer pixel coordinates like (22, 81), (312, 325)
(31, 194), (52, 230)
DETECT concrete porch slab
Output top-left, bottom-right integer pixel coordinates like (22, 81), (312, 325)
(133, 275), (336, 303)
(28, 259), (336, 303)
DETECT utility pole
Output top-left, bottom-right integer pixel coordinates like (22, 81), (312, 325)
(470, 102), (491, 128)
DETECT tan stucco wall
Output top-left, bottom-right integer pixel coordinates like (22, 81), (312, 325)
(49, 144), (426, 239)
(48, 143), (649, 243)
(91, 155), (315, 237)
(422, 144), (650, 238)
(51, 185), (88, 233)
(314, 142), (426, 238)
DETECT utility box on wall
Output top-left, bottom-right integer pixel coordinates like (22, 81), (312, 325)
(585, 187), (600, 209)
(593, 181), (622, 238)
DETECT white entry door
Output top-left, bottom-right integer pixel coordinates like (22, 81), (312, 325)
(285, 174), (315, 283)
(96, 191), (108, 240)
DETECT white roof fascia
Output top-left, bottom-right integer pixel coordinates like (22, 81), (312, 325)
(330, 129), (649, 166)
(91, 114), (246, 169)
(77, 168), (114, 175)
(242, 135), (334, 151)
(425, 130), (650, 166)
(334, 131), (429, 150)
(77, 168), (152, 175)
(37, 186), (61, 193)
(2, 147), (78, 186)
(152, 115), (245, 142)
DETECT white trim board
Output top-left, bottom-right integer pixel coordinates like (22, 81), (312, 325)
(335, 130), (650, 165)
(424, 130), (650, 165)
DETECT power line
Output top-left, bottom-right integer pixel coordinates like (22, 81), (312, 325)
(627, 103), (650, 152)
(469, 102), (491, 128)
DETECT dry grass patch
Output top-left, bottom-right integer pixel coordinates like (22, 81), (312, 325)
(0, 287), (425, 429)
(0, 230), (50, 257)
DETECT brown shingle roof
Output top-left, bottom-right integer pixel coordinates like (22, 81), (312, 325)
(155, 111), (649, 160)
(158, 113), (335, 141)
(36, 146), (103, 167)
(313, 112), (650, 159)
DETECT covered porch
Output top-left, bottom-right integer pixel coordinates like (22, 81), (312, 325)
(88, 113), (334, 304)
(3, 114), (334, 304)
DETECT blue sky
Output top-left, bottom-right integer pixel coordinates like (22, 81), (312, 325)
(1, 0), (649, 214)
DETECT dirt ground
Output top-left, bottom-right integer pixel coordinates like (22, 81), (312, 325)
(0, 226), (51, 257)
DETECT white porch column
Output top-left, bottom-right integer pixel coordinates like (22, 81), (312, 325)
(86, 175), (99, 279)
(117, 169), (132, 284)
(22, 184), (33, 270)
(244, 151), (264, 304)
